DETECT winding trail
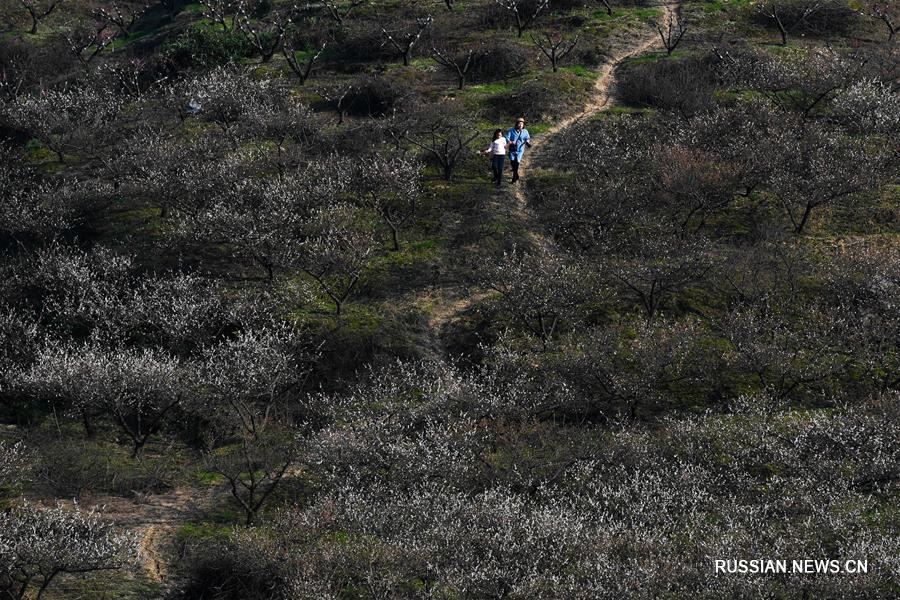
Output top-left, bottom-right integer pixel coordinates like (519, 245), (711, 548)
(70, 8), (684, 589)
(513, 2), (680, 217)
(426, 2), (681, 340)
(62, 487), (214, 585)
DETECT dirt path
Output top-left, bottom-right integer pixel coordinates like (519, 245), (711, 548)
(423, 3), (681, 342)
(73, 11), (684, 586)
(513, 2), (680, 214)
(63, 487), (214, 584)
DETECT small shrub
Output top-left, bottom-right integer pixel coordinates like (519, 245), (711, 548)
(616, 55), (717, 115)
(343, 75), (409, 117)
(488, 72), (591, 120)
(751, 0), (860, 39)
(331, 23), (397, 65)
(570, 42), (608, 67)
(162, 26), (253, 69)
(468, 42), (529, 83)
(178, 533), (291, 600)
(31, 439), (178, 498)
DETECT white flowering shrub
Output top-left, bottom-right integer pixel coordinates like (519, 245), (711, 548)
(0, 307), (39, 388)
(0, 440), (27, 492)
(483, 248), (600, 349)
(604, 231), (715, 321)
(820, 243), (900, 390)
(715, 297), (852, 400)
(197, 319), (318, 525)
(303, 360), (506, 488)
(553, 317), (710, 419)
(207, 391), (900, 599)
(831, 78), (900, 134)
(349, 154), (422, 251)
(199, 320), (313, 439)
(15, 244), (226, 351)
(18, 243), (133, 336)
(167, 66), (283, 143)
(0, 144), (82, 239)
(2, 83), (122, 162)
(0, 502), (136, 599)
(118, 128), (240, 217)
(766, 122), (890, 234)
(167, 158), (376, 314)
(18, 342), (195, 457)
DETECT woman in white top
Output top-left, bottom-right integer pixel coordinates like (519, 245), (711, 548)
(481, 129), (509, 187)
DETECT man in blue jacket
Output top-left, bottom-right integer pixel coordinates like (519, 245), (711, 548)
(506, 117), (532, 183)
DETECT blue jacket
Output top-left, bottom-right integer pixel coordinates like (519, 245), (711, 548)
(506, 127), (530, 161)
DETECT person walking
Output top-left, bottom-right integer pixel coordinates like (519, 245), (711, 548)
(481, 129), (509, 187)
(506, 117), (532, 183)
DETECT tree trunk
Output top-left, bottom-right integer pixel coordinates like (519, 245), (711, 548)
(15, 575), (31, 600)
(775, 17), (787, 46)
(81, 410), (95, 439)
(793, 203), (815, 234)
(130, 438), (146, 459)
(389, 224), (400, 252)
(35, 572), (58, 600)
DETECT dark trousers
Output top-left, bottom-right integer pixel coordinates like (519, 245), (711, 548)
(510, 158), (521, 181)
(491, 155), (505, 185)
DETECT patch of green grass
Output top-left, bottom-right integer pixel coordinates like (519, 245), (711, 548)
(182, 2), (206, 15)
(557, 65), (593, 77)
(176, 521), (232, 542)
(368, 237), (441, 270)
(23, 139), (56, 163)
(465, 81), (515, 95)
(206, 507), (244, 524)
(627, 50), (684, 65)
(700, 0), (754, 12)
(632, 7), (664, 19)
(525, 122), (553, 135)
(106, 24), (159, 50)
(192, 469), (226, 486)
(44, 571), (163, 599)
(409, 57), (434, 69)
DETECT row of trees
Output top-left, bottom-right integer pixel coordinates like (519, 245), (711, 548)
(170, 364), (900, 597)
(16, 0), (893, 43)
(0, 241), (318, 526)
(548, 55), (896, 237)
(8, 0), (569, 73)
(481, 240), (898, 404)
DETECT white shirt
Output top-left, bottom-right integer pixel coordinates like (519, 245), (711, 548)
(488, 138), (509, 155)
